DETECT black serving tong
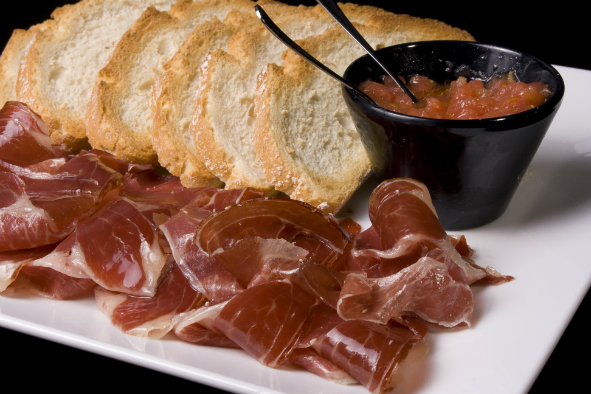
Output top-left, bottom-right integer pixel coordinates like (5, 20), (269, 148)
(315, 0), (418, 103)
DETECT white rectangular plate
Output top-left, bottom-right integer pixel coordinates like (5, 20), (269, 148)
(1, 65), (589, 394)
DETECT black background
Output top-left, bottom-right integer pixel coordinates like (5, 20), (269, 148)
(1, 1), (588, 393)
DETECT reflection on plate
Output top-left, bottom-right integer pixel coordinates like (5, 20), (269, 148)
(1, 66), (590, 394)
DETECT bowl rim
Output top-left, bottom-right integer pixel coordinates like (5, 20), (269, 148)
(343, 40), (566, 129)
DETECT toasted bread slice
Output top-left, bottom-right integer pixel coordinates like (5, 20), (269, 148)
(86, 0), (255, 164)
(15, 0), (179, 152)
(253, 16), (474, 213)
(0, 29), (36, 105)
(151, 10), (259, 188)
(191, 3), (382, 191)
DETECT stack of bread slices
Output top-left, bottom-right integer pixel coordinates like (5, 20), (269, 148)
(0, 0), (474, 213)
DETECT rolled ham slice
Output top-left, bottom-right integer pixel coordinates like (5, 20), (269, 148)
(368, 178), (486, 284)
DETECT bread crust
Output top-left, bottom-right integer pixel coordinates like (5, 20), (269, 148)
(0, 29), (36, 106)
(253, 17), (474, 214)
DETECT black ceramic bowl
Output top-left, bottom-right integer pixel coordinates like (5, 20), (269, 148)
(342, 41), (565, 230)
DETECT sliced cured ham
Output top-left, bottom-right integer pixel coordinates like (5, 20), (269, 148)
(216, 237), (308, 289)
(95, 262), (203, 338)
(368, 178), (485, 284)
(212, 280), (318, 368)
(121, 171), (211, 208)
(0, 102), (55, 167)
(337, 255), (473, 328)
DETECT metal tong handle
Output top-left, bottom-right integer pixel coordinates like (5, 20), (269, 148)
(316, 0), (419, 103)
(254, 5), (377, 105)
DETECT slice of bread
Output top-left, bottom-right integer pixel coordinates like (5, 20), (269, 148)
(191, 2), (383, 191)
(253, 15), (474, 213)
(0, 29), (36, 105)
(16, 0), (179, 152)
(86, 0), (256, 165)
(151, 10), (259, 188)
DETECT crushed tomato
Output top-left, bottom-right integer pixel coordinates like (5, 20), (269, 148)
(359, 72), (552, 120)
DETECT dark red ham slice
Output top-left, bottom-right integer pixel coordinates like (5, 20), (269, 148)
(189, 187), (266, 212)
(57, 150), (126, 189)
(213, 280), (318, 368)
(19, 264), (96, 300)
(76, 198), (167, 296)
(313, 320), (419, 394)
(448, 235), (515, 285)
(368, 178), (485, 284)
(337, 255), (473, 328)
(95, 262), (203, 338)
(338, 217), (362, 235)
(296, 303), (345, 348)
(0, 102), (55, 167)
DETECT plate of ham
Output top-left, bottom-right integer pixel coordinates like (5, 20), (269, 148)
(1, 65), (590, 394)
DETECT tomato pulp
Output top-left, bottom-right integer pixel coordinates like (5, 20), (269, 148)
(359, 73), (552, 120)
